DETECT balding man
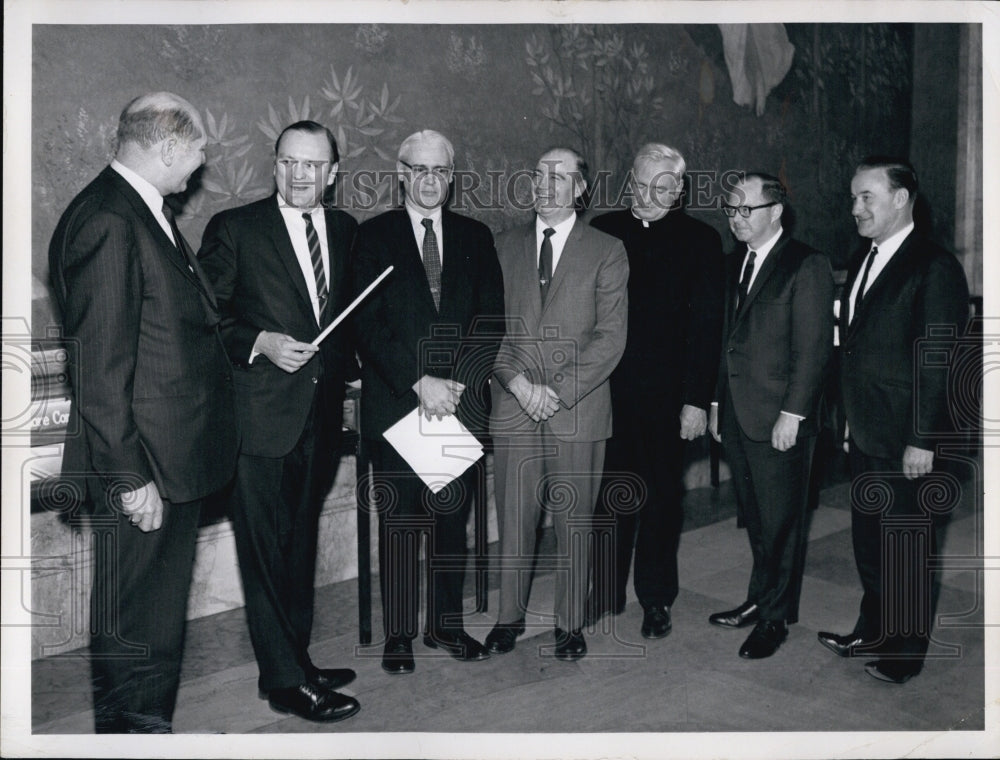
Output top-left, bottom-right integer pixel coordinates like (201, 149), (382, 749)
(487, 147), (628, 661)
(352, 130), (504, 675)
(586, 143), (724, 640)
(49, 92), (238, 732)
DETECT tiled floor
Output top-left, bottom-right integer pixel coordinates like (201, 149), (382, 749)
(31, 463), (987, 738)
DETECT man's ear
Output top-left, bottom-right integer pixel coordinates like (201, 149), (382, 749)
(160, 138), (177, 167)
(892, 187), (910, 209)
(573, 178), (587, 200)
(326, 162), (340, 187)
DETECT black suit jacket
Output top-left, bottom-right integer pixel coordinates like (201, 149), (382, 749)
(591, 208), (724, 427)
(351, 208), (505, 441)
(716, 234), (834, 441)
(840, 230), (969, 459)
(198, 194), (358, 458)
(48, 166), (238, 503)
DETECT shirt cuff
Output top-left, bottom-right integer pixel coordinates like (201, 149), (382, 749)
(779, 410), (805, 421)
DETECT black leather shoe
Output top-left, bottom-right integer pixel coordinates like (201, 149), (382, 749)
(641, 606), (672, 639)
(864, 659), (921, 684)
(738, 620), (788, 659)
(709, 601), (759, 629)
(381, 637), (415, 675)
(817, 630), (866, 658)
(485, 620), (525, 655)
(267, 683), (360, 723)
(423, 630), (490, 662)
(584, 594), (626, 626)
(308, 667), (357, 691)
(554, 628), (587, 661)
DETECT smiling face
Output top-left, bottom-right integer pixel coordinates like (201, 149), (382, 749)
(725, 177), (782, 249)
(850, 167), (910, 244)
(532, 149), (585, 225)
(273, 129), (337, 209)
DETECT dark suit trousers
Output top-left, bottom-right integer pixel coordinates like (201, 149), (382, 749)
(720, 393), (813, 623)
(231, 397), (332, 692)
(848, 441), (946, 663)
(591, 415), (685, 611)
(493, 431), (605, 631)
(89, 491), (202, 733)
(370, 439), (476, 640)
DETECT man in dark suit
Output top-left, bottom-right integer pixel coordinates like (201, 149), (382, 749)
(198, 122), (360, 722)
(587, 143), (724, 640)
(352, 129), (505, 674)
(487, 147), (629, 661)
(48, 92), (238, 732)
(708, 173), (833, 659)
(817, 157), (969, 684)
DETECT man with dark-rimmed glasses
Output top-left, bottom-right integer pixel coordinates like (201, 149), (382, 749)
(708, 172), (833, 660)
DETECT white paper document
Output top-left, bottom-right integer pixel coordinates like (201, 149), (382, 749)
(382, 408), (484, 494)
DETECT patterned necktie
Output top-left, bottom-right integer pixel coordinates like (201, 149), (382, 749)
(421, 217), (441, 310)
(849, 245), (878, 325)
(302, 212), (329, 316)
(539, 227), (555, 304)
(736, 249), (756, 313)
(161, 201), (219, 327)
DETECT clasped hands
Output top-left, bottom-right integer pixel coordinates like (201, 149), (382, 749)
(508, 373), (560, 422)
(413, 375), (465, 420)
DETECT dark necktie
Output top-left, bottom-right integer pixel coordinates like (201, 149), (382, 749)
(162, 201), (195, 271)
(736, 249), (756, 314)
(539, 227), (555, 304)
(302, 212), (329, 318)
(849, 245), (878, 325)
(161, 201), (219, 327)
(421, 217), (441, 310)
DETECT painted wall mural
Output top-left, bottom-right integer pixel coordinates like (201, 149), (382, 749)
(31, 23), (918, 339)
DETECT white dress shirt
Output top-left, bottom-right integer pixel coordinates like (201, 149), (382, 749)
(739, 226), (784, 292)
(535, 213), (577, 273)
(847, 222), (914, 323)
(277, 199), (330, 325)
(110, 160), (173, 243)
(406, 204), (444, 264)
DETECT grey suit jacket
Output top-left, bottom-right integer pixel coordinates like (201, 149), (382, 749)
(491, 217), (629, 442)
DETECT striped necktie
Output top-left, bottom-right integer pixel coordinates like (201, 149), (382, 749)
(302, 212), (329, 316)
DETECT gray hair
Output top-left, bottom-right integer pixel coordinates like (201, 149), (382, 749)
(633, 142), (686, 176)
(398, 130), (455, 165)
(117, 92), (201, 149)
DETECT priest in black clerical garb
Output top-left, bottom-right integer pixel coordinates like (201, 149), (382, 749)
(586, 143), (724, 641)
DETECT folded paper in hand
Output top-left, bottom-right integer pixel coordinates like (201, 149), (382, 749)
(382, 408), (484, 494)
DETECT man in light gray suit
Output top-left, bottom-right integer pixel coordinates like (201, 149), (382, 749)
(486, 147), (629, 661)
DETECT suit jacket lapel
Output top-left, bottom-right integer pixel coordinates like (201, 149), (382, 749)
(393, 209), (439, 314)
(264, 196), (317, 325)
(846, 231), (914, 338)
(521, 225), (543, 322)
(542, 217), (580, 314)
(730, 235), (786, 330)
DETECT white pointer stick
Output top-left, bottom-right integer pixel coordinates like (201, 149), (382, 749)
(311, 265), (394, 347)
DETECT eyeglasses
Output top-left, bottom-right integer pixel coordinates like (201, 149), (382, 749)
(276, 158), (330, 172)
(400, 160), (452, 180)
(721, 201), (779, 218)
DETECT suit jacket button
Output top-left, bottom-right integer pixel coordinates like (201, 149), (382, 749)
(727, 348), (734, 353)
(311, 377), (319, 384)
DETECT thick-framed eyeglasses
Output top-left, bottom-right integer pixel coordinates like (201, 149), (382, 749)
(721, 201), (779, 218)
(399, 160), (453, 180)
(276, 158), (330, 173)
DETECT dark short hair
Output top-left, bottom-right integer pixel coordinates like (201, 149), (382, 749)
(857, 155), (918, 201)
(117, 97), (200, 148)
(274, 120), (340, 164)
(743, 172), (788, 207)
(540, 146), (590, 212)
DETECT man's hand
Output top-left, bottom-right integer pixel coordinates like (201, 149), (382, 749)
(508, 373), (560, 422)
(709, 404), (721, 442)
(254, 331), (318, 373)
(902, 445), (934, 480)
(120, 481), (164, 533)
(679, 404), (707, 440)
(771, 412), (800, 452)
(413, 375), (465, 420)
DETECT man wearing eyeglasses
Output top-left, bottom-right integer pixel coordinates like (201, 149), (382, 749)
(707, 172), (833, 660)
(352, 130), (505, 674)
(199, 121), (360, 722)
